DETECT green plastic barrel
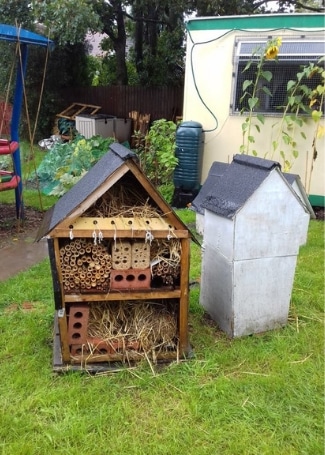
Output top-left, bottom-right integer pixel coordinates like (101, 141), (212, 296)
(174, 121), (203, 191)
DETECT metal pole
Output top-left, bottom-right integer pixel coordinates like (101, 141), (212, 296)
(11, 42), (28, 219)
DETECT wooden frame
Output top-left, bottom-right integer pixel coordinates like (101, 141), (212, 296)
(49, 221), (191, 370)
(42, 145), (192, 372)
(56, 103), (101, 120)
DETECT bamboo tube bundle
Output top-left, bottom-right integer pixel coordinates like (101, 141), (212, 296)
(60, 239), (112, 292)
(150, 239), (181, 286)
(87, 301), (178, 355)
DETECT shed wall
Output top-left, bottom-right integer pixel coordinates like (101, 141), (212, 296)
(200, 244), (234, 334)
(232, 255), (297, 337)
(233, 171), (310, 260)
(201, 208), (301, 337)
(183, 17), (325, 201)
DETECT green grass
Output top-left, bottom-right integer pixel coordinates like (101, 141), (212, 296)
(0, 209), (323, 455)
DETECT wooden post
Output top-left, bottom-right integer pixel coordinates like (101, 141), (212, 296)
(179, 237), (190, 356)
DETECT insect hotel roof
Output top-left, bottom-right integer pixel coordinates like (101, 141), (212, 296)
(35, 143), (191, 242)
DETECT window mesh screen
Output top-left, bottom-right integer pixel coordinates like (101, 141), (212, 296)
(238, 40), (325, 60)
(232, 38), (324, 114)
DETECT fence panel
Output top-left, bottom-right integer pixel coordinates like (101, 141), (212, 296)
(59, 86), (184, 122)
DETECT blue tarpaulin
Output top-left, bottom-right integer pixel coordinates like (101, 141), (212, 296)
(0, 23), (54, 49)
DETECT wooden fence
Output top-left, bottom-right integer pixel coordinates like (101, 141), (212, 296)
(58, 86), (184, 123)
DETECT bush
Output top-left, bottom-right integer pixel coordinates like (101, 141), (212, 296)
(33, 135), (115, 196)
(133, 119), (178, 202)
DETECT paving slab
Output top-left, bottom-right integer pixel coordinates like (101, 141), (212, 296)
(0, 231), (48, 282)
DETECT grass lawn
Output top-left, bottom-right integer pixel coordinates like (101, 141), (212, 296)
(0, 146), (324, 454)
(0, 215), (323, 454)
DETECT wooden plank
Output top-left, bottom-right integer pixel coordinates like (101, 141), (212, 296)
(70, 350), (178, 364)
(53, 312), (65, 370)
(179, 238), (190, 355)
(64, 289), (182, 303)
(60, 216), (173, 231)
(47, 239), (63, 310)
(56, 103), (101, 120)
(51, 228), (190, 239)
(57, 308), (70, 362)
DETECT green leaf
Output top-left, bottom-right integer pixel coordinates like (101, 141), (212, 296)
(248, 136), (255, 143)
(255, 125), (260, 133)
(284, 116), (293, 126)
(243, 61), (253, 72)
(292, 150), (299, 159)
(261, 70), (272, 82)
(256, 114), (265, 124)
(316, 84), (325, 95)
(272, 141), (278, 151)
(242, 80), (253, 91)
(248, 97), (259, 110)
(282, 133), (291, 145)
(300, 132), (307, 140)
(280, 150), (285, 160)
(299, 84), (310, 95)
(261, 86), (272, 96)
(297, 71), (304, 82)
(312, 110), (322, 122)
(241, 122), (249, 132)
(287, 80), (296, 91)
(252, 150), (258, 156)
(291, 117), (303, 127)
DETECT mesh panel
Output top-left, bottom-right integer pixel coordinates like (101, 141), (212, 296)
(232, 37), (324, 114)
(238, 40), (325, 59)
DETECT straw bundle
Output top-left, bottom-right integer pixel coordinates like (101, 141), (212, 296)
(87, 301), (178, 354)
(84, 183), (163, 218)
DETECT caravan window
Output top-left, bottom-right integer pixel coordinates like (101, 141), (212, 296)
(231, 38), (324, 115)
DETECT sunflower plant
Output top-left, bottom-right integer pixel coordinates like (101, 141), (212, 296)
(240, 37), (281, 155)
(240, 38), (324, 179)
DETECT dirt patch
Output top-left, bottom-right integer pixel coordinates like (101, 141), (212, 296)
(313, 206), (325, 221)
(0, 203), (44, 249)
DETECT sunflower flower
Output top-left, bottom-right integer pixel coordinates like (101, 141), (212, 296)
(309, 98), (318, 108)
(265, 45), (279, 60)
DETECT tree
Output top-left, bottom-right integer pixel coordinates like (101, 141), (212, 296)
(0, 0), (34, 29)
(191, 0), (324, 15)
(31, 0), (100, 44)
(92, 0), (129, 85)
(127, 0), (190, 86)
(3, 0), (324, 91)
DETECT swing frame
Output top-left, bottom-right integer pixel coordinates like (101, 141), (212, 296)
(0, 24), (54, 218)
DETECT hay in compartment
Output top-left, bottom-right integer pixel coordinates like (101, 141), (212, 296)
(83, 179), (164, 218)
(87, 301), (178, 354)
